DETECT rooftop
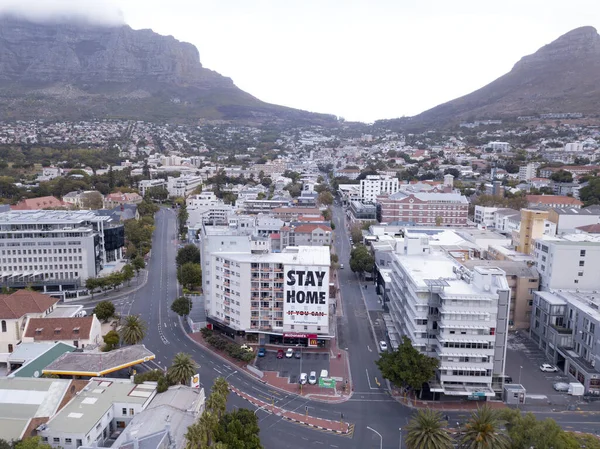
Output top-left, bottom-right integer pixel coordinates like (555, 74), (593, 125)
(218, 245), (330, 266)
(0, 377), (72, 441)
(43, 379), (156, 435)
(526, 195), (583, 206)
(552, 207), (600, 216)
(43, 345), (155, 377)
(462, 259), (538, 279)
(25, 316), (95, 341)
(0, 290), (59, 319)
(0, 210), (111, 225)
(9, 343), (76, 378)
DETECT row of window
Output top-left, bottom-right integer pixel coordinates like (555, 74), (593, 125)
(1, 247), (82, 255)
(2, 256), (82, 263)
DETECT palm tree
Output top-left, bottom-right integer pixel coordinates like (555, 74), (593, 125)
(460, 406), (510, 449)
(405, 409), (453, 449)
(167, 353), (198, 385)
(119, 315), (147, 345)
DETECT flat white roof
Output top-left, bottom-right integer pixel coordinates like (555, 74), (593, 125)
(0, 210), (111, 225)
(218, 246), (330, 266)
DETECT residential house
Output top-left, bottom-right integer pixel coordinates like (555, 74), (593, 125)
(23, 315), (102, 350)
(526, 195), (583, 210)
(103, 192), (143, 209)
(11, 196), (66, 211)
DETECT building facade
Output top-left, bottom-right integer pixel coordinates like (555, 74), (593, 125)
(360, 175), (399, 203)
(515, 209), (550, 255)
(387, 235), (510, 398)
(474, 206), (500, 228)
(377, 192), (469, 226)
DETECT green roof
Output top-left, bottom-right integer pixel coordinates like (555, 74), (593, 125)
(11, 343), (75, 378)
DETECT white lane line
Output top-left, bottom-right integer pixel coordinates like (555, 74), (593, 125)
(366, 345), (372, 352)
(366, 369), (379, 390)
(214, 368), (223, 374)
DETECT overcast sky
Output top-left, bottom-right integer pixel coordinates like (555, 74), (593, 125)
(2, 0), (599, 122)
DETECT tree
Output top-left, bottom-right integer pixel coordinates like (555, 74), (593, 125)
(120, 315), (147, 345)
(460, 406), (509, 449)
(405, 409), (453, 449)
(15, 438), (52, 449)
(178, 262), (202, 290)
(121, 264), (135, 286)
(178, 203), (189, 236)
(132, 256), (145, 274)
(0, 439), (12, 449)
(499, 409), (580, 449)
(176, 244), (201, 267)
(579, 177), (600, 206)
(443, 168), (461, 179)
(322, 207), (332, 221)
(550, 169), (573, 183)
(93, 300), (115, 322)
(317, 191), (334, 206)
(167, 352), (198, 385)
(171, 296), (193, 317)
(376, 336), (438, 392)
(349, 245), (374, 277)
(350, 224), (363, 245)
(215, 409), (263, 449)
(79, 191), (104, 210)
(103, 330), (120, 351)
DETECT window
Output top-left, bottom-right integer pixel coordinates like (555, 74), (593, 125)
(122, 408), (127, 415)
(65, 439), (72, 444)
(575, 279), (579, 284)
(53, 438), (60, 443)
(8, 344), (13, 353)
(581, 250), (587, 257)
(129, 408), (135, 416)
(1, 320), (5, 333)
(580, 260), (585, 267)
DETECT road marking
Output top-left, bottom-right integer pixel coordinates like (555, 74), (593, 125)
(366, 369), (379, 390)
(214, 368), (223, 374)
(366, 345), (372, 352)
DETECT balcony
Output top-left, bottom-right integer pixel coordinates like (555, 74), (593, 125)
(551, 325), (573, 335)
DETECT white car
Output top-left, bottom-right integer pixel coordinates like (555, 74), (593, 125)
(308, 371), (317, 385)
(540, 363), (558, 372)
(285, 348), (294, 358)
(553, 382), (569, 392)
(379, 341), (388, 351)
(299, 373), (308, 385)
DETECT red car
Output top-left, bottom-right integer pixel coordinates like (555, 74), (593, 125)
(276, 349), (284, 359)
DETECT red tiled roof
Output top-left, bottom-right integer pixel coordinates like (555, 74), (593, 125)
(11, 196), (65, 210)
(24, 316), (94, 341)
(0, 290), (60, 319)
(293, 224), (333, 233)
(272, 207), (321, 214)
(297, 216), (326, 222)
(270, 233), (281, 239)
(526, 195), (583, 206)
(576, 224), (600, 234)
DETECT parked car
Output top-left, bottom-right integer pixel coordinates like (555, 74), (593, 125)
(340, 264), (344, 269)
(299, 373), (308, 385)
(553, 382), (570, 392)
(294, 349), (302, 359)
(308, 371), (317, 385)
(540, 363), (558, 372)
(277, 349), (284, 359)
(257, 347), (266, 357)
(240, 344), (253, 352)
(286, 348), (294, 358)
(379, 341), (388, 352)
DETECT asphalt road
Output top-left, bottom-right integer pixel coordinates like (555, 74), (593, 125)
(84, 206), (600, 448)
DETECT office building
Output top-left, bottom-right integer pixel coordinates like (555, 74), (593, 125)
(360, 175), (399, 203)
(376, 191), (469, 226)
(167, 175), (203, 198)
(139, 179), (167, 197)
(547, 207), (600, 235)
(530, 290), (600, 394)
(533, 233), (600, 291)
(518, 162), (541, 182)
(474, 206), (500, 228)
(387, 234), (510, 398)
(0, 210), (125, 298)
(514, 209), (550, 255)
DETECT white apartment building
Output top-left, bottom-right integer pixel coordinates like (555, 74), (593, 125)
(486, 141), (511, 153)
(533, 234), (600, 291)
(360, 175), (399, 203)
(518, 162), (540, 182)
(474, 206), (500, 228)
(565, 142), (584, 152)
(167, 175), (203, 198)
(200, 225), (331, 347)
(186, 192), (220, 208)
(0, 210), (124, 298)
(388, 234), (510, 398)
(139, 179), (167, 197)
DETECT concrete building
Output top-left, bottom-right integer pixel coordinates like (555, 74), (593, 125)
(518, 162), (541, 182)
(387, 234), (511, 398)
(23, 315), (102, 349)
(139, 179), (167, 197)
(0, 210), (125, 298)
(0, 290), (59, 364)
(533, 233), (600, 291)
(103, 192), (143, 209)
(463, 259), (539, 329)
(377, 191), (469, 226)
(271, 207), (322, 221)
(526, 195), (583, 210)
(167, 175), (203, 198)
(241, 199), (290, 215)
(547, 207), (600, 235)
(39, 379), (157, 448)
(494, 209), (521, 234)
(276, 224), (332, 249)
(200, 227), (331, 347)
(474, 206), (500, 228)
(360, 175), (399, 203)
(515, 209), (550, 255)
(348, 200), (377, 224)
(487, 141), (510, 153)
(530, 290), (600, 394)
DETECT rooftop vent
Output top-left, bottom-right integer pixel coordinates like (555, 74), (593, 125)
(35, 328), (44, 334)
(54, 327), (62, 334)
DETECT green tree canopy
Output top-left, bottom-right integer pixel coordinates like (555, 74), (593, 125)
(178, 262), (202, 290)
(171, 296), (193, 317)
(176, 244), (201, 267)
(376, 336), (438, 391)
(550, 169), (573, 183)
(460, 406), (510, 449)
(103, 330), (120, 351)
(167, 352), (198, 385)
(215, 409), (263, 449)
(579, 177), (600, 206)
(15, 437), (52, 449)
(318, 191), (334, 206)
(131, 256), (146, 273)
(405, 409), (453, 449)
(93, 300), (115, 322)
(120, 315), (147, 345)
(349, 245), (374, 276)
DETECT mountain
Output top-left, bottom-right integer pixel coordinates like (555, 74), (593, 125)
(0, 16), (334, 124)
(385, 26), (600, 129)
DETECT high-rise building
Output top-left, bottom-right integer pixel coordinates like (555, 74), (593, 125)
(360, 175), (399, 203)
(387, 234), (510, 398)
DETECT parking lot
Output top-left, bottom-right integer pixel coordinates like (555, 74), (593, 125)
(255, 349), (330, 384)
(506, 331), (574, 404)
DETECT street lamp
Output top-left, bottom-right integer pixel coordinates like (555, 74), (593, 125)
(519, 365), (523, 385)
(367, 426), (383, 449)
(225, 370), (238, 381)
(399, 427), (402, 449)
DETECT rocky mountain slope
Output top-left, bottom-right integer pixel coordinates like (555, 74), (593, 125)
(0, 16), (334, 124)
(388, 26), (600, 129)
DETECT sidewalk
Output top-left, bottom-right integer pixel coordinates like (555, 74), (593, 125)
(78, 269), (148, 303)
(230, 385), (351, 434)
(390, 389), (507, 411)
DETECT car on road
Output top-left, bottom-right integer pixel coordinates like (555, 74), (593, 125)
(277, 349), (284, 359)
(553, 382), (570, 392)
(379, 341), (388, 352)
(299, 373), (308, 385)
(540, 363), (558, 372)
(308, 371), (317, 385)
(257, 347), (266, 357)
(340, 264), (344, 269)
(285, 348), (294, 358)
(294, 349), (302, 359)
